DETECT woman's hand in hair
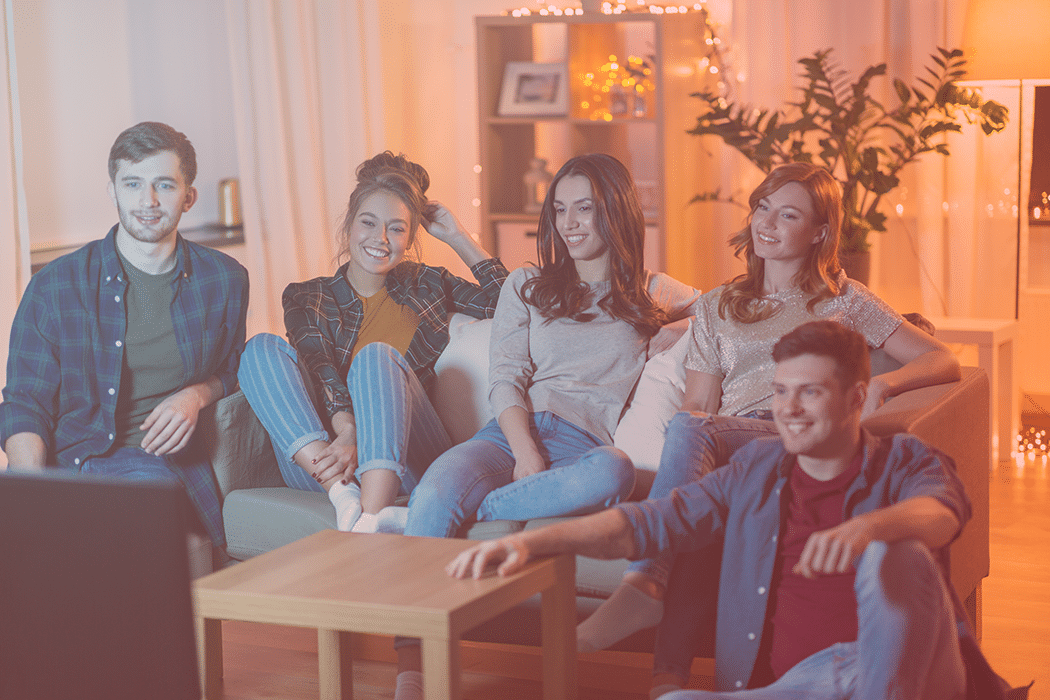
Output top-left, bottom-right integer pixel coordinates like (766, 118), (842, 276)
(422, 200), (491, 267)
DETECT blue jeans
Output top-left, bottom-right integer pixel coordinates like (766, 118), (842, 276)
(404, 411), (636, 538)
(662, 541), (966, 700)
(631, 412), (778, 586)
(80, 445), (224, 547)
(237, 334), (451, 494)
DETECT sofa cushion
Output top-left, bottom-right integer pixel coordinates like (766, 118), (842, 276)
(223, 488), (334, 560)
(612, 322), (691, 471)
(432, 314), (495, 444)
(203, 390), (284, 497)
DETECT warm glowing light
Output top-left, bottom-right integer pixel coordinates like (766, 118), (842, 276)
(473, 164), (482, 174)
(896, 204), (905, 215)
(471, 198), (481, 207)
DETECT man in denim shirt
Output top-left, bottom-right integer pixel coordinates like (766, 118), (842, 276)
(1, 122), (249, 551)
(448, 320), (975, 699)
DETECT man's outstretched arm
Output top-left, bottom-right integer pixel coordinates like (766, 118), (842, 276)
(447, 507), (637, 580)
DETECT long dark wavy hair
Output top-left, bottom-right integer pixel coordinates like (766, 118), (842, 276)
(719, 162), (843, 324)
(519, 153), (668, 337)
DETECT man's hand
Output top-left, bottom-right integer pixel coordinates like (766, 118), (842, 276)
(140, 387), (206, 455)
(794, 515), (877, 578)
(513, 448), (546, 481)
(446, 535), (531, 579)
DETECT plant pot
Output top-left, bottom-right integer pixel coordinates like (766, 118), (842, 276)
(839, 251), (870, 286)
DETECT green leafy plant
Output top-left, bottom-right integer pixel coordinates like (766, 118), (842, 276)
(688, 47), (1009, 254)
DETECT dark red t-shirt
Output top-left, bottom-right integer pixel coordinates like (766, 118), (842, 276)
(764, 453), (863, 680)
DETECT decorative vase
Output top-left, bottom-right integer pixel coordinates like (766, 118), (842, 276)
(523, 158), (554, 214)
(839, 251), (871, 286)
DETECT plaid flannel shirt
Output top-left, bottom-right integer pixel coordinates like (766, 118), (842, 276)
(283, 257), (508, 419)
(0, 226), (249, 545)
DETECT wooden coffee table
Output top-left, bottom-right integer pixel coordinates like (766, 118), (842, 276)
(193, 530), (577, 700)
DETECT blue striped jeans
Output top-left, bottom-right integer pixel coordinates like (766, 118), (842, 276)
(236, 334), (451, 494)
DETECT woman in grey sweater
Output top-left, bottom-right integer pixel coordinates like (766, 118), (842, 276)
(392, 153), (697, 700)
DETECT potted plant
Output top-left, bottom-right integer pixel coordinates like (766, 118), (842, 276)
(688, 47), (1009, 281)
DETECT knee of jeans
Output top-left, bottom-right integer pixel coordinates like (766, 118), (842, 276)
(667, 410), (715, 436)
(592, 446), (636, 498)
(239, 333), (284, 374)
(856, 539), (936, 598)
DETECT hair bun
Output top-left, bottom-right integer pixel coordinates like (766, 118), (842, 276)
(356, 151), (430, 195)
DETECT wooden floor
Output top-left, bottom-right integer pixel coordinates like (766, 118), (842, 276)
(211, 457), (1050, 700)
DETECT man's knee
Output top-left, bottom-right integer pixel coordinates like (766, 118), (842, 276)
(856, 539), (941, 602)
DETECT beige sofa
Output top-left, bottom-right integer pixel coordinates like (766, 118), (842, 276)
(200, 315), (991, 653)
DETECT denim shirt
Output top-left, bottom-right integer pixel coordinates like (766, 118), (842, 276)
(617, 430), (972, 691)
(0, 225), (249, 468)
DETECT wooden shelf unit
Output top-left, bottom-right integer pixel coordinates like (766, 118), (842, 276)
(476, 12), (713, 275)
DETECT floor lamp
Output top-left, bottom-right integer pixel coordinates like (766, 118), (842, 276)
(963, 0), (1050, 319)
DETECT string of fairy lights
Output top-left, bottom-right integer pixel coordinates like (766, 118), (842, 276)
(505, 1), (710, 17)
(502, 1), (732, 121)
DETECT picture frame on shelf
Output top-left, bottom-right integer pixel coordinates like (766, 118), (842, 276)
(498, 62), (568, 117)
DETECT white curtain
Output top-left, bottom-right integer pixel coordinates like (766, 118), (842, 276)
(225, 0), (385, 337)
(695, 0), (1009, 317)
(0, 0), (32, 468)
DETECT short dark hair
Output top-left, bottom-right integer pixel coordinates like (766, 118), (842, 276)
(108, 122), (197, 185)
(772, 320), (871, 387)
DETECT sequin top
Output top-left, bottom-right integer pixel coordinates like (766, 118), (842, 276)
(684, 274), (902, 417)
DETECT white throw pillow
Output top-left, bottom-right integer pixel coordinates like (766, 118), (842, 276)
(612, 321), (692, 471)
(431, 314), (495, 445)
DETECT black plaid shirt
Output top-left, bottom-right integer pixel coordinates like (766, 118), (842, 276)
(283, 258), (508, 418)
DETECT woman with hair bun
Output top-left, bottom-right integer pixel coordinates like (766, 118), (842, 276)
(576, 162), (962, 697)
(238, 152), (507, 534)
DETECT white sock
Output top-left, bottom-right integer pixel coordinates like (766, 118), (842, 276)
(394, 670), (423, 700)
(576, 582), (664, 653)
(375, 506), (409, 534)
(328, 481), (362, 531)
(350, 512), (378, 534)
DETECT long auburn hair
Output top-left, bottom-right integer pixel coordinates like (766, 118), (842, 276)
(336, 151), (429, 265)
(520, 153), (668, 337)
(719, 162), (843, 324)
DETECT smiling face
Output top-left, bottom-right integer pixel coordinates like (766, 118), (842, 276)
(108, 150), (197, 246)
(553, 174), (610, 280)
(343, 189), (412, 294)
(772, 353), (865, 466)
(750, 181), (828, 269)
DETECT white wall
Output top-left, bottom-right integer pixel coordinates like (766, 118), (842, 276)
(11, 0), (238, 251)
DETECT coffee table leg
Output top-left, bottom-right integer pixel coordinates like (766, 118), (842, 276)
(541, 554), (578, 700)
(195, 616), (223, 699)
(318, 628), (354, 700)
(422, 634), (460, 700)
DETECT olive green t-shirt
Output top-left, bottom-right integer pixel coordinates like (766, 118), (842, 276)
(114, 253), (185, 449)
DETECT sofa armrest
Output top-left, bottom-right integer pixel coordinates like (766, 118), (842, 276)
(197, 389), (284, 499)
(861, 366), (990, 607)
